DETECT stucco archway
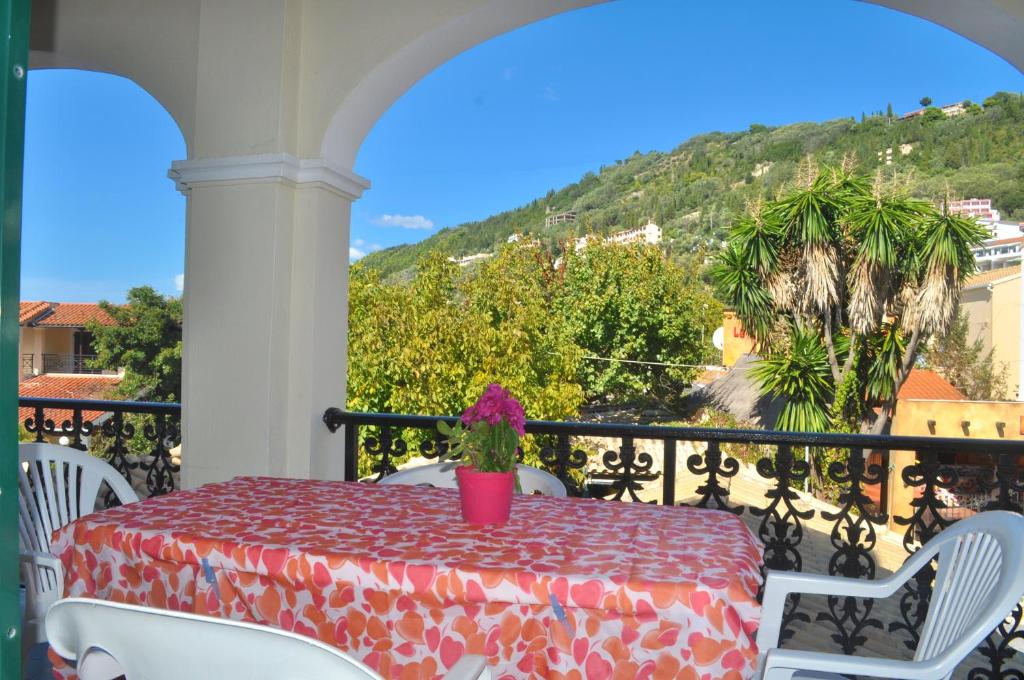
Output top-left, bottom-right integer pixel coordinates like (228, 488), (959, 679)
(321, 0), (1024, 173)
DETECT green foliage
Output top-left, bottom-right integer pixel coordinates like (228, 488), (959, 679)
(554, 241), (719, 404)
(751, 326), (833, 432)
(88, 286), (182, 401)
(360, 91), (1024, 277)
(921, 311), (1010, 400)
(920, 96), (933, 107)
(713, 164), (985, 437)
(437, 419), (519, 473)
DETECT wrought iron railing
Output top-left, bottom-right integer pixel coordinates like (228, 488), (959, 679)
(20, 353), (33, 377)
(18, 397), (181, 498)
(40, 353), (100, 374)
(324, 408), (1024, 678)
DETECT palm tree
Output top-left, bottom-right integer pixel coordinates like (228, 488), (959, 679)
(713, 162), (986, 434)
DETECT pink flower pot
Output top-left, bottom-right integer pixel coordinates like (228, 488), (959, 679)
(455, 466), (514, 525)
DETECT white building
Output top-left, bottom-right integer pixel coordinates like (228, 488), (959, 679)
(972, 236), (1024, 272)
(606, 221), (662, 246)
(949, 198), (1001, 221)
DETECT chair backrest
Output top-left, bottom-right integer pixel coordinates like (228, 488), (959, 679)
(897, 511), (1024, 674)
(46, 598), (383, 680)
(380, 462), (567, 497)
(18, 442), (139, 553)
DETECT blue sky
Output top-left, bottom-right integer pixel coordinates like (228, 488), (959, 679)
(21, 0), (1024, 299)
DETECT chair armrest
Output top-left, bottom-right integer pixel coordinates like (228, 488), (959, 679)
(442, 655), (489, 680)
(20, 550), (64, 598)
(756, 570), (901, 651)
(761, 648), (941, 680)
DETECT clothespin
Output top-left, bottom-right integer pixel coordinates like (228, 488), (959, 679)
(200, 557), (222, 601)
(549, 593), (575, 639)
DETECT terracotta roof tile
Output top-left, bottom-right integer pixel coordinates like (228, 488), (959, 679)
(982, 236), (1024, 247)
(34, 303), (115, 327)
(963, 264), (1021, 290)
(897, 369), (964, 401)
(18, 374), (123, 424)
(19, 301), (51, 324)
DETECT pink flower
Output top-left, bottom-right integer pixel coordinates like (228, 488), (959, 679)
(461, 384), (526, 436)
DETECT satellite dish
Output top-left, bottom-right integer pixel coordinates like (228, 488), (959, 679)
(712, 326), (725, 351)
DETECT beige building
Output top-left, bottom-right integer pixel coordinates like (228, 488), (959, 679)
(959, 264), (1022, 399)
(18, 302), (117, 378)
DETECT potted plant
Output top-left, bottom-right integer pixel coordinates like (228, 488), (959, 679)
(437, 384), (526, 525)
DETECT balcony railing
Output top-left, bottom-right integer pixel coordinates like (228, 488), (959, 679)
(14, 398), (1022, 677)
(324, 408), (1024, 679)
(20, 353), (33, 377)
(19, 396), (181, 499)
(40, 353), (100, 374)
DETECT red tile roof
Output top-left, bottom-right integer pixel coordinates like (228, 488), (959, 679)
(18, 301), (51, 324)
(963, 264), (1021, 290)
(898, 369), (964, 401)
(982, 236), (1024, 247)
(18, 374), (123, 424)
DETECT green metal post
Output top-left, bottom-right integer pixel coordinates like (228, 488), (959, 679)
(0, 0), (30, 676)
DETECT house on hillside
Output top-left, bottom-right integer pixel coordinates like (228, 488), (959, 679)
(959, 264), (1021, 399)
(18, 301), (117, 378)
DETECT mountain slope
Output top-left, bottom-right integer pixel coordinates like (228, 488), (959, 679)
(360, 92), (1024, 279)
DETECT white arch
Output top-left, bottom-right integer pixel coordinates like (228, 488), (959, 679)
(321, 0), (1023, 172)
(320, 0), (602, 170)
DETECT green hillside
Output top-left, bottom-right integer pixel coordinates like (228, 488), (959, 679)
(361, 92), (1024, 279)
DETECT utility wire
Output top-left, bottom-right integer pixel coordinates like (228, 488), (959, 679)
(548, 351), (719, 370)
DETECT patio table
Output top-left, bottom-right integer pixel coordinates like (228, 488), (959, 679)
(50, 476), (764, 679)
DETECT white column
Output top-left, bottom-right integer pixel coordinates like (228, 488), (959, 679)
(170, 154), (368, 487)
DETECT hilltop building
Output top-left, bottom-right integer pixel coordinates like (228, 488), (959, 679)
(448, 252), (492, 267)
(573, 220), (662, 253)
(901, 101), (968, 119)
(544, 210), (577, 228)
(947, 198), (1001, 221)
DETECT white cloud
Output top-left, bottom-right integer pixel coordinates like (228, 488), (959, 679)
(543, 84), (559, 101)
(350, 246), (366, 260)
(351, 239), (382, 261)
(174, 273), (184, 292)
(371, 214), (434, 230)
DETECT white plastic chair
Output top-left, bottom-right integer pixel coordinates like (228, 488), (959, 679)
(756, 510), (1024, 680)
(47, 598), (491, 680)
(18, 442), (139, 653)
(380, 462), (567, 496)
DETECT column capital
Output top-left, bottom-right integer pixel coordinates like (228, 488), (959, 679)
(168, 153), (370, 200)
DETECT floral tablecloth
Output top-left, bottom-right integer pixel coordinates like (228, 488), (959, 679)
(51, 476), (764, 679)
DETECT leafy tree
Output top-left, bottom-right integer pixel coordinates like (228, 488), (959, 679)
(554, 241), (719, 405)
(886, 103), (894, 119)
(921, 311), (1009, 400)
(920, 96), (933, 107)
(922, 107), (945, 123)
(88, 286), (182, 401)
(713, 161), (986, 434)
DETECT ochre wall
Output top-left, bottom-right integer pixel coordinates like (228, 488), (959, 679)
(886, 399), (1024, 530)
(722, 310), (756, 367)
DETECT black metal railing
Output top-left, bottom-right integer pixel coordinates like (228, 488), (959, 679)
(20, 353), (33, 377)
(40, 353), (101, 374)
(324, 408), (1024, 678)
(19, 397), (181, 499)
